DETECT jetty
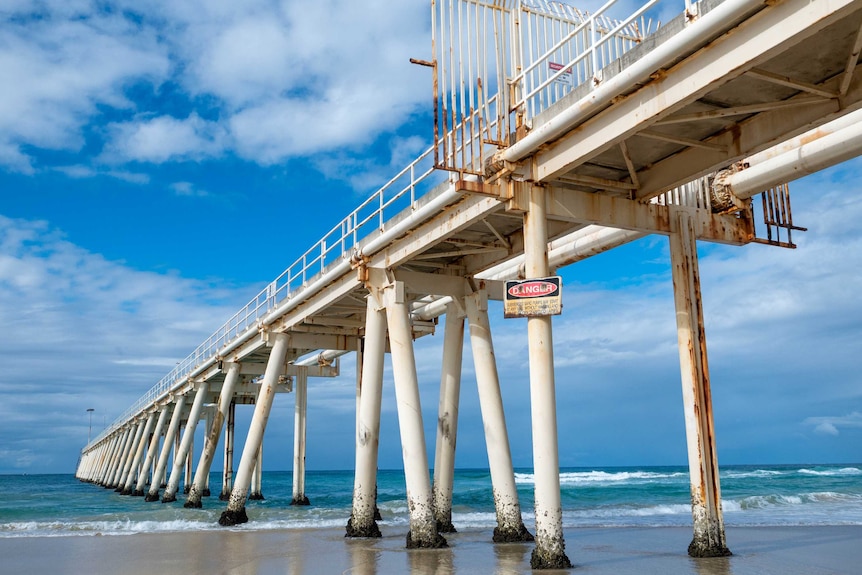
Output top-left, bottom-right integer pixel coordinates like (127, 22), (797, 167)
(76, 0), (862, 567)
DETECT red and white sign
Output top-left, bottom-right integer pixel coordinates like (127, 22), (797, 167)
(504, 276), (562, 318)
(548, 61), (574, 86)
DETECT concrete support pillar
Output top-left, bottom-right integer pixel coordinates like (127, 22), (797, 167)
(669, 209), (731, 558)
(146, 394), (187, 501)
(384, 281), (446, 549)
(203, 407), (213, 496)
(219, 332), (290, 526)
(346, 294), (387, 538)
(291, 368), (310, 506)
(250, 443), (265, 500)
(466, 290), (534, 543)
(134, 406), (171, 496)
(107, 426), (133, 489)
(98, 434), (121, 486)
(163, 381), (210, 503)
(220, 401), (236, 501)
(103, 434), (124, 486)
(186, 362), (241, 508)
(524, 185), (571, 570)
(431, 304), (464, 534)
(122, 411), (157, 495)
(184, 433), (194, 494)
(115, 421), (144, 491)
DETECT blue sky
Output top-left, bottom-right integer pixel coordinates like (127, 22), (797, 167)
(1, 0), (860, 475)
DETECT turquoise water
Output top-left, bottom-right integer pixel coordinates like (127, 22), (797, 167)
(1, 465), (860, 537)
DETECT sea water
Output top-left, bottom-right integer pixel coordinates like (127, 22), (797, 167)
(1, 464), (860, 537)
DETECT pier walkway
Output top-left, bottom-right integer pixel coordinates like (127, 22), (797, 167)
(76, 0), (862, 567)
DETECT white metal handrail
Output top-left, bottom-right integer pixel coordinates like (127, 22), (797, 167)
(91, 144), (445, 447)
(512, 0), (658, 119)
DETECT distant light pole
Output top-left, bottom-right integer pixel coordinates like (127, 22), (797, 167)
(87, 408), (95, 444)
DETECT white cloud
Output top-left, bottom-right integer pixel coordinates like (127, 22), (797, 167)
(1, 0), (431, 173)
(0, 6), (170, 170)
(170, 181), (210, 197)
(105, 114), (229, 164)
(0, 214), (247, 472)
(804, 412), (862, 436)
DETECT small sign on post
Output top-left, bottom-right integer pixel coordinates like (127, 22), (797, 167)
(504, 276), (563, 318)
(549, 61), (574, 86)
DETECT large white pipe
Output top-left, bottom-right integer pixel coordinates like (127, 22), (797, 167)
(498, 0), (764, 164)
(478, 226), (645, 281)
(722, 115), (862, 199)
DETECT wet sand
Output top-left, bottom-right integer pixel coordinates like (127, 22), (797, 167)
(2, 525), (860, 574)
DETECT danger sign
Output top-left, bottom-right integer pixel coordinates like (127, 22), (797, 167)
(504, 276), (562, 318)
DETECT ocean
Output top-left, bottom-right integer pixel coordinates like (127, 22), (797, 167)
(1, 464), (860, 538)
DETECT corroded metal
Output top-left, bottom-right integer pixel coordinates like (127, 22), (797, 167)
(669, 209), (731, 558)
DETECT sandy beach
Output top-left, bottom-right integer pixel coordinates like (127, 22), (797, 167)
(2, 524), (860, 574)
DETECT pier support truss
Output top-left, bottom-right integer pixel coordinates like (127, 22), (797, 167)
(186, 361), (241, 508)
(219, 332), (290, 526)
(146, 395), (186, 502)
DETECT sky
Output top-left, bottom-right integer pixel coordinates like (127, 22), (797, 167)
(1, 0), (860, 476)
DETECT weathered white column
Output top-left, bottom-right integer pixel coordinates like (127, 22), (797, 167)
(122, 411), (157, 495)
(115, 421), (145, 491)
(346, 294), (387, 538)
(98, 434), (121, 486)
(186, 362), (241, 508)
(669, 209), (731, 558)
(98, 439), (116, 484)
(524, 185), (571, 569)
(219, 332), (289, 526)
(291, 367), (310, 506)
(183, 433), (194, 494)
(163, 381), (210, 502)
(146, 394), (187, 501)
(107, 426), (134, 489)
(466, 290), (534, 543)
(219, 401), (236, 501)
(250, 443), (264, 500)
(203, 407), (213, 496)
(134, 405), (171, 496)
(431, 303), (464, 534)
(384, 281), (447, 549)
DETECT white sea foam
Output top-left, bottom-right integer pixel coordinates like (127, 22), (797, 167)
(514, 470), (687, 485)
(798, 467), (862, 477)
(723, 469), (785, 479)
